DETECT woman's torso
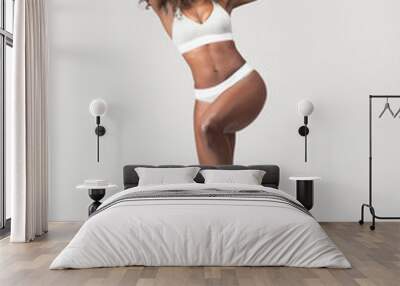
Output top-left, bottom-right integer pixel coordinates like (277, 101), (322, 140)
(158, 0), (246, 89)
(182, 41), (246, 89)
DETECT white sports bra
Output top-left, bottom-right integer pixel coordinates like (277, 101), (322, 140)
(172, 1), (233, 54)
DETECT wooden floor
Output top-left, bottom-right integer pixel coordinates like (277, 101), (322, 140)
(0, 222), (399, 286)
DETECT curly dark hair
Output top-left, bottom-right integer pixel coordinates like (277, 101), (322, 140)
(141, 0), (214, 12)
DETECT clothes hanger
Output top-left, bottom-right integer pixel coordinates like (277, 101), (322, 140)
(378, 97), (395, 118)
(393, 105), (400, 118)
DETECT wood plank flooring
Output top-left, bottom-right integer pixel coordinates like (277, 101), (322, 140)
(0, 222), (399, 286)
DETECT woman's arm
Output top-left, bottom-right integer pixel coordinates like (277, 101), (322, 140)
(146, 0), (174, 37)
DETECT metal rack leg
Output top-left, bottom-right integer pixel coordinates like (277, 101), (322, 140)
(359, 204), (365, 225)
(359, 203), (376, 230)
(359, 202), (400, 230)
(369, 206), (376, 231)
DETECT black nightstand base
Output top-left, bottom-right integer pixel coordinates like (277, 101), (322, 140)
(296, 181), (314, 211)
(88, 189), (105, 216)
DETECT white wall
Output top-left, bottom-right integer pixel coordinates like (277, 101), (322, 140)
(47, 0), (400, 221)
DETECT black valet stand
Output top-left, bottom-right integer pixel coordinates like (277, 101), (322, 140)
(359, 95), (400, 230)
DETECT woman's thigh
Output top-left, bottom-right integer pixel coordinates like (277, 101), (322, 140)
(201, 71), (267, 133)
(193, 100), (236, 163)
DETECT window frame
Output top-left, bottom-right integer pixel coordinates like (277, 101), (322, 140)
(0, 0), (14, 232)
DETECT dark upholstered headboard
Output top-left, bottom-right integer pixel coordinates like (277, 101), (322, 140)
(123, 165), (280, 189)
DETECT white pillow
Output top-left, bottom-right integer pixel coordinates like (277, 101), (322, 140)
(135, 167), (200, 186)
(200, 169), (266, 185)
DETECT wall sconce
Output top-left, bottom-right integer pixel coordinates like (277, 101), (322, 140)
(297, 100), (314, 162)
(89, 99), (107, 162)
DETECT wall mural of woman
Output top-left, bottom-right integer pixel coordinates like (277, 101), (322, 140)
(143, 0), (267, 164)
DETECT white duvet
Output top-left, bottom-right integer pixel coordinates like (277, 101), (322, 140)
(50, 183), (350, 269)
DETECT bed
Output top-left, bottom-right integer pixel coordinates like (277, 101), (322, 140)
(50, 165), (350, 269)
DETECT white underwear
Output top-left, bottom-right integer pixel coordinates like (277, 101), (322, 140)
(194, 63), (254, 103)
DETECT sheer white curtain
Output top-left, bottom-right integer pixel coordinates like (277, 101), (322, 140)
(8, 0), (48, 242)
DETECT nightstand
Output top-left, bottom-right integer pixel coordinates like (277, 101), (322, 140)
(76, 183), (117, 216)
(289, 177), (321, 210)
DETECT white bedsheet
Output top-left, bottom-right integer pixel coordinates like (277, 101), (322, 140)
(50, 183), (350, 269)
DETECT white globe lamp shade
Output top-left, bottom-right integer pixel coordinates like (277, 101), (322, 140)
(297, 100), (314, 116)
(89, 99), (107, 117)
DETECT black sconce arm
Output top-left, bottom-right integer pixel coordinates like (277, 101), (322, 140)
(94, 116), (106, 162)
(298, 116), (310, 162)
